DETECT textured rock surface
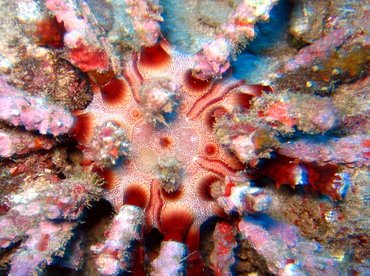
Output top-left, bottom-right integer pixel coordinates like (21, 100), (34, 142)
(0, 0), (368, 275)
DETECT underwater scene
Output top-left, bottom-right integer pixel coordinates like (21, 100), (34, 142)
(0, 0), (368, 275)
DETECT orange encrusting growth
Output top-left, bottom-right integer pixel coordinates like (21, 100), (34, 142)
(68, 40), (110, 72)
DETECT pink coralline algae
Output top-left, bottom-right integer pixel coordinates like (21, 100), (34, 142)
(46, 0), (112, 72)
(151, 241), (188, 276)
(82, 120), (130, 168)
(239, 216), (340, 275)
(106, 0), (163, 51)
(91, 205), (144, 275)
(284, 28), (352, 72)
(254, 91), (339, 134)
(212, 87), (368, 201)
(0, 0), (369, 275)
(215, 176), (271, 215)
(0, 174), (100, 275)
(46, 0), (163, 74)
(210, 221), (237, 276)
(0, 128), (55, 158)
(193, 0), (278, 80)
(0, 77), (73, 136)
(123, 0), (163, 47)
(279, 135), (370, 167)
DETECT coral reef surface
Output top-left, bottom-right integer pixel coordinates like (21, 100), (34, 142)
(0, 0), (369, 275)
